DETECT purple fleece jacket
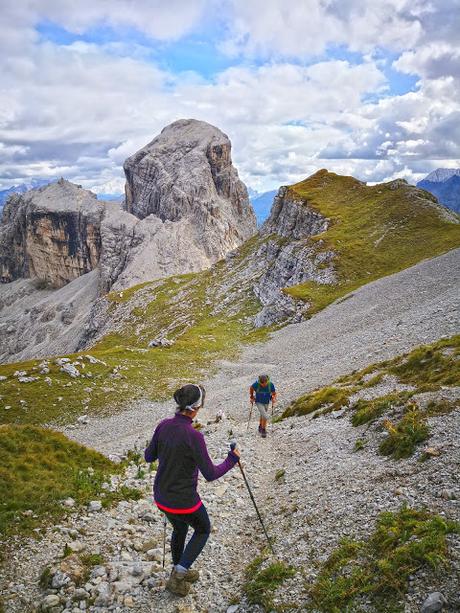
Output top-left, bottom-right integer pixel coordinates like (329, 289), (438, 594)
(144, 413), (239, 512)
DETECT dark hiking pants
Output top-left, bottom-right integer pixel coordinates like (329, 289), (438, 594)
(164, 504), (211, 568)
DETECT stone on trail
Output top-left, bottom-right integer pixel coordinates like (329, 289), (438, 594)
(51, 569), (70, 588)
(421, 592), (448, 613)
(41, 594), (60, 609)
(94, 581), (111, 607)
(66, 540), (85, 553)
(88, 500), (102, 512)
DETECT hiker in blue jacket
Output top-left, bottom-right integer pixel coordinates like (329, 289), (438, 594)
(144, 384), (240, 597)
(249, 374), (276, 438)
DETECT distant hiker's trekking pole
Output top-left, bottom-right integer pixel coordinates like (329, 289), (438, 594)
(230, 441), (276, 556)
(162, 514), (167, 569)
(246, 402), (253, 431)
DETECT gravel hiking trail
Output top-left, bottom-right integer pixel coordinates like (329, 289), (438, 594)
(2, 248), (459, 612)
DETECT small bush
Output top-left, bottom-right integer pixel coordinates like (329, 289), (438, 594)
(379, 404), (429, 459)
(244, 555), (295, 610)
(307, 506), (459, 612)
(353, 438), (366, 452)
(425, 398), (460, 416)
(351, 392), (412, 427)
(80, 553), (105, 583)
(33, 277), (51, 290)
(39, 566), (53, 588)
(275, 469), (286, 481)
(282, 387), (352, 419)
(389, 337), (460, 390)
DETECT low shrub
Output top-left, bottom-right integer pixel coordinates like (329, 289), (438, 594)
(307, 506), (459, 612)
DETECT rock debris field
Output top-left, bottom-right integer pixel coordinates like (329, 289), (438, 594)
(1, 248), (459, 612)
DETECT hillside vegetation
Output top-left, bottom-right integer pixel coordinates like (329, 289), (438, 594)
(284, 170), (460, 313)
(0, 425), (140, 541)
(280, 335), (460, 459)
(0, 247), (268, 425)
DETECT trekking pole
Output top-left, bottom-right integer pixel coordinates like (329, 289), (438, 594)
(230, 441), (276, 556)
(162, 513), (167, 568)
(246, 402), (253, 431)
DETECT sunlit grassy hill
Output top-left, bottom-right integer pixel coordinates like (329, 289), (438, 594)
(283, 170), (460, 312)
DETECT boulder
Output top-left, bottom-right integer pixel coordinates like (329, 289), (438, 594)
(421, 592), (447, 613)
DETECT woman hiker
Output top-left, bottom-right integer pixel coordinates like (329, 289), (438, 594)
(249, 374), (276, 438)
(144, 384), (240, 597)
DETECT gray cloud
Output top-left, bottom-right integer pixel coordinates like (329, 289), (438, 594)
(0, 0), (459, 192)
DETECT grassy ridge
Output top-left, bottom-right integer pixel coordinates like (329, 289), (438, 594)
(0, 425), (141, 540)
(284, 170), (460, 313)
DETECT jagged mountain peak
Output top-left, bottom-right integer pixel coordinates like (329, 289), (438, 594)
(423, 168), (460, 183)
(123, 119), (256, 238)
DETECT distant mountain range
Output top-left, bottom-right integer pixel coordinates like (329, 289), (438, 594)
(0, 179), (123, 214)
(417, 168), (460, 213)
(249, 189), (278, 224)
(0, 179), (52, 211)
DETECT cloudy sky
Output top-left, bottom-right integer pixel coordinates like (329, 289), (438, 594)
(1, 0), (460, 193)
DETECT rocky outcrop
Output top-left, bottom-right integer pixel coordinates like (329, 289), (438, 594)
(0, 120), (257, 363)
(261, 186), (328, 239)
(0, 180), (103, 287)
(98, 204), (216, 293)
(123, 119), (256, 259)
(245, 186), (335, 326)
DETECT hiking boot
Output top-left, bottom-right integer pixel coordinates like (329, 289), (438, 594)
(183, 568), (200, 583)
(261, 429), (267, 438)
(166, 569), (191, 596)
(258, 424), (262, 433)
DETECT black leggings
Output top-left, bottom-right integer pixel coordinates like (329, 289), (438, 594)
(164, 504), (211, 568)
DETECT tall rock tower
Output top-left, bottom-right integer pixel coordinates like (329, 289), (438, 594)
(123, 118), (256, 260)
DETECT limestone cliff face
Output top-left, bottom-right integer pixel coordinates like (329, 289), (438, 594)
(0, 180), (103, 287)
(0, 119), (258, 363)
(123, 119), (256, 259)
(244, 186), (335, 326)
(262, 186), (328, 239)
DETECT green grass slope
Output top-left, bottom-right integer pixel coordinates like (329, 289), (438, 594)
(0, 249), (268, 426)
(0, 425), (140, 541)
(284, 170), (460, 313)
